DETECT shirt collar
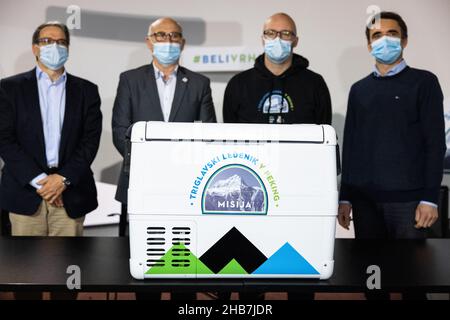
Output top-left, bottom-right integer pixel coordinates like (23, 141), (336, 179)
(153, 62), (178, 81)
(373, 59), (407, 77)
(36, 65), (67, 84)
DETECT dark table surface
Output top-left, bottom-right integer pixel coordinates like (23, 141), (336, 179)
(0, 237), (449, 293)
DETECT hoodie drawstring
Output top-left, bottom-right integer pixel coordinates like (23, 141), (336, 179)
(278, 76), (286, 124)
(267, 79), (275, 122)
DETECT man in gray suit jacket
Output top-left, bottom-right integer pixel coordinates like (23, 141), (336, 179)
(112, 17), (217, 300)
(112, 17), (217, 205)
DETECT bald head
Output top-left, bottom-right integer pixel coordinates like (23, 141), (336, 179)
(148, 17), (183, 36)
(145, 17), (185, 68)
(263, 13), (297, 35)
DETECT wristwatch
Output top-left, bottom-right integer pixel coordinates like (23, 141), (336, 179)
(62, 176), (72, 187)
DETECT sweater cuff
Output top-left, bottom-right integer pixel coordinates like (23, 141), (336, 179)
(421, 187), (441, 206)
(339, 183), (352, 202)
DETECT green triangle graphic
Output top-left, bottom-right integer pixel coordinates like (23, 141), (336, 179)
(146, 244), (213, 275)
(218, 259), (248, 274)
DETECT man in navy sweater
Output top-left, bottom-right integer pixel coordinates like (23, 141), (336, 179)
(338, 12), (446, 299)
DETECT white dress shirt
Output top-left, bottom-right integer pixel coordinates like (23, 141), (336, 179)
(153, 63), (178, 122)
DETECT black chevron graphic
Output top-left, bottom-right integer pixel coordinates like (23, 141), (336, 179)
(199, 227), (267, 274)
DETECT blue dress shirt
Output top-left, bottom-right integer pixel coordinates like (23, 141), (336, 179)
(30, 66), (66, 189)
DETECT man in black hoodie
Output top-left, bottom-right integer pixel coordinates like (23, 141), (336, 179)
(222, 13), (332, 301)
(223, 13), (331, 125)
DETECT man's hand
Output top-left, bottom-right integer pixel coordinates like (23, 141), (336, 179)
(50, 195), (64, 208)
(338, 203), (352, 230)
(37, 174), (67, 204)
(415, 203), (438, 229)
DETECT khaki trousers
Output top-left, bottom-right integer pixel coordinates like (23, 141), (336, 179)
(9, 200), (84, 236)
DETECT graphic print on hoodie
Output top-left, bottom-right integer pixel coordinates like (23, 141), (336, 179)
(223, 53), (332, 125)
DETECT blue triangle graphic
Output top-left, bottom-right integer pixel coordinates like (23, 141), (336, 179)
(253, 242), (319, 275)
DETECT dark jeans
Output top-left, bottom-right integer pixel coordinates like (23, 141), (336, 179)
(352, 198), (427, 300)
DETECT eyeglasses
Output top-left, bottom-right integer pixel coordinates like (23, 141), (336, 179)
(37, 37), (68, 47)
(371, 31), (401, 41)
(149, 32), (183, 42)
(263, 29), (296, 41)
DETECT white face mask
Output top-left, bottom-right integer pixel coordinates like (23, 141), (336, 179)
(370, 36), (402, 64)
(152, 42), (181, 66)
(264, 38), (292, 64)
(39, 43), (68, 70)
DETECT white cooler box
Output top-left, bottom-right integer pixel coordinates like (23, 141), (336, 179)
(128, 121), (338, 279)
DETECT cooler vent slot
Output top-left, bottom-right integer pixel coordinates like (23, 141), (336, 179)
(172, 248), (190, 257)
(146, 248), (165, 256)
(171, 259), (190, 267)
(172, 238), (190, 245)
(147, 227), (166, 234)
(146, 259), (165, 267)
(172, 227), (191, 246)
(172, 227), (191, 235)
(146, 227), (166, 268)
(170, 227), (191, 267)
(145, 225), (194, 270)
(147, 237), (165, 245)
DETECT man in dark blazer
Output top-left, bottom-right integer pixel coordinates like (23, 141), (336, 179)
(112, 17), (216, 206)
(0, 22), (102, 238)
(112, 17), (216, 300)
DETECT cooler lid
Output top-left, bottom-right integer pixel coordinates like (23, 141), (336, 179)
(131, 121), (336, 144)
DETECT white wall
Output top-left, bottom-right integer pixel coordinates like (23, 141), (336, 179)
(1, 0), (449, 185)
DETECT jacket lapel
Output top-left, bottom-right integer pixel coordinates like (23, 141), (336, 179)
(59, 74), (78, 162)
(169, 67), (188, 122)
(24, 69), (47, 166)
(143, 64), (164, 121)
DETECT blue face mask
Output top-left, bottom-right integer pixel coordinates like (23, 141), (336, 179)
(153, 43), (181, 66)
(264, 38), (292, 64)
(39, 43), (68, 70)
(370, 36), (402, 64)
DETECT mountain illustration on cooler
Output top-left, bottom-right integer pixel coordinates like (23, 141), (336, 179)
(199, 227), (267, 274)
(145, 227), (319, 276)
(202, 165), (267, 214)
